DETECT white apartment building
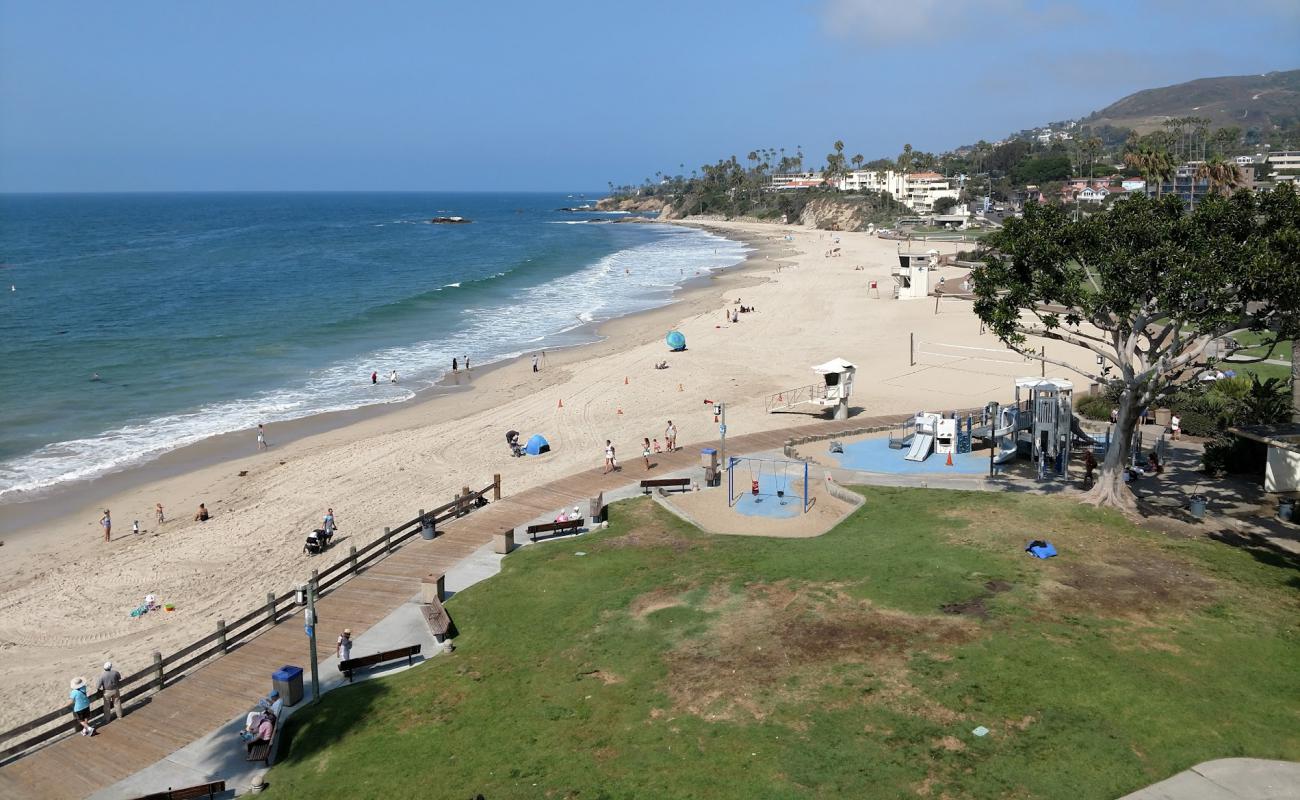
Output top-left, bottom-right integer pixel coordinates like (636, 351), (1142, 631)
(1267, 151), (1300, 183)
(835, 169), (960, 213)
(768, 171), (825, 190)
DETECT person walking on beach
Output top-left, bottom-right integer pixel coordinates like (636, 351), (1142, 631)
(603, 440), (615, 474)
(532, 354), (539, 373)
(69, 677), (94, 736)
(100, 510), (111, 543)
(155, 503), (165, 524)
(97, 661), (124, 722)
(371, 371), (378, 385)
(257, 424), (267, 451)
(337, 629), (352, 661)
(132, 520), (140, 536)
(323, 508), (337, 540)
(642, 438), (652, 470)
(665, 421), (677, 452)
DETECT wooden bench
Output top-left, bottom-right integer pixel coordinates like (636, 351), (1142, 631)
(131, 781), (227, 800)
(421, 597), (457, 642)
(338, 643), (422, 682)
(641, 477), (690, 494)
(525, 519), (582, 542)
(245, 722), (274, 765)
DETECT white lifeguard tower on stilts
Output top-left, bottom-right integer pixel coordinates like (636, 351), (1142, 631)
(765, 359), (857, 420)
(892, 248), (937, 300)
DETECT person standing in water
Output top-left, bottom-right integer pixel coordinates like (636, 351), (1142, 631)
(371, 371), (378, 385)
(452, 357), (458, 372)
(390, 370), (398, 384)
(100, 510), (112, 543)
(464, 355), (470, 370)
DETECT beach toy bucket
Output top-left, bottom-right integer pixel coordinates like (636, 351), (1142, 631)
(1280, 499), (1294, 523)
(1188, 495), (1208, 519)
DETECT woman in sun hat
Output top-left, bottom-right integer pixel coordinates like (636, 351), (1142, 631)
(70, 677), (94, 736)
(337, 628), (352, 661)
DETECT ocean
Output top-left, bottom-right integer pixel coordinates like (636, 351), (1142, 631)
(0, 192), (747, 502)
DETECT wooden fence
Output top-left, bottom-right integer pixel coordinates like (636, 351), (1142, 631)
(0, 476), (500, 763)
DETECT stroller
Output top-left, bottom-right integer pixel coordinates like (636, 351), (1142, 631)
(303, 528), (333, 556)
(506, 430), (525, 458)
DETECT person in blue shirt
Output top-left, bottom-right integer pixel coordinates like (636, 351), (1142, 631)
(70, 677), (94, 736)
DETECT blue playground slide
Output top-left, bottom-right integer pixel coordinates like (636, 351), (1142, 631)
(905, 433), (934, 462)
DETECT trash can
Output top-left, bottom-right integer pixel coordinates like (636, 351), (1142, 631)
(1154, 408), (1172, 428)
(701, 448), (718, 487)
(1280, 499), (1295, 523)
(272, 665), (304, 707)
(420, 517), (435, 540)
(1188, 495), (1208, 519)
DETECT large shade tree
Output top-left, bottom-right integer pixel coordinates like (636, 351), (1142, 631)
(971, 185), (1300, 511)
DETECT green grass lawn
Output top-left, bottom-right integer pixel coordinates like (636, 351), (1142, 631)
(264, 490), (1300, 799)
(1230, 330), (1294, 362)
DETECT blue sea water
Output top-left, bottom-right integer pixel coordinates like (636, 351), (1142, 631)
(0, 192), (747, 501)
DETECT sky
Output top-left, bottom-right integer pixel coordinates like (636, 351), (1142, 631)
(1, 0), (1297, 192)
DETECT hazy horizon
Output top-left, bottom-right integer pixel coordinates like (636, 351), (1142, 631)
(2, 0), (1298, 193)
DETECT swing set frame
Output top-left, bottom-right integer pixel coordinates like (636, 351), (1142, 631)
(726, 456), (811, 513)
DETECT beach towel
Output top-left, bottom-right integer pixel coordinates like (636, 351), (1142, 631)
(1025, 540), (1057, 559)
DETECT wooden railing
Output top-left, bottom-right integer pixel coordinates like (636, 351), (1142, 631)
(0, 476), (501, 764)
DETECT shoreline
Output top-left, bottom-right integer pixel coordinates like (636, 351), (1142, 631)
(0, 224), (779, 544)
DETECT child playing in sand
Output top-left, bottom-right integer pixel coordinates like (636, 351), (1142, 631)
(652, 438), (662, 453)
(642, 438), (652, 470)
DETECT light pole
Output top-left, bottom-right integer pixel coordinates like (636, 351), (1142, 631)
(303, 581), (321, 703)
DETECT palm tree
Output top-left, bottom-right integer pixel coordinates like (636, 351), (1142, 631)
(897, 143), (913, 173)
(1201, 156), (1244, 196)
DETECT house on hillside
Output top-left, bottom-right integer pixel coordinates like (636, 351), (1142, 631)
(1121, 178), (1147, 193)
(767, 171), (824, 191)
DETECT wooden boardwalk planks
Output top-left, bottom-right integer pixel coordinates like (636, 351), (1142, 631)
(0, 414), (901, 799)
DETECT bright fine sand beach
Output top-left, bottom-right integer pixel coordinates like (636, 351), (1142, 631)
(0, 222), (1090, 728)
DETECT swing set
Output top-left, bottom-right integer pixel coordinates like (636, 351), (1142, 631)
(727, 456), (811, 513)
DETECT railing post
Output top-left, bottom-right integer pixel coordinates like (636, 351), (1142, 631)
(151, 651), (164, 694)
(310, 569), (319, 596)
(493, 473), (501, 500)
(384, 526), (392, 554)
(349, 545), (358, 574)
(267, 592), (278, 626)
(217, 619), (227, 653)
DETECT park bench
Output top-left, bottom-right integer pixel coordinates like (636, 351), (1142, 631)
(338, 643), (422, 683)
(131, 781), (226, 800)
(525, 519), (582, 541)
(421, 597), (457, 642)
(641, 477), (690, 494)
(245, 722), (274, 765)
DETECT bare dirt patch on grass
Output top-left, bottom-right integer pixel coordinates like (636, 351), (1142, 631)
(1040, 556), (1217, 617)
(602, 501), (701, 554)
(663, 581), (976, 722)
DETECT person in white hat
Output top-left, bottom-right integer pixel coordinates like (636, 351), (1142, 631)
(69, 677), (94, 736)
(97, 661), (124, 722)
(337, 629), (352, 661)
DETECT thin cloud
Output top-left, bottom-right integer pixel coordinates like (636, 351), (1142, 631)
(818, 0), (1078, 44)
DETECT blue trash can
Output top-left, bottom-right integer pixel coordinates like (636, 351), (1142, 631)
(272, 665), (304, 706)
(1280, 499), (1294, 523)
(1188, 495), (1208, 519)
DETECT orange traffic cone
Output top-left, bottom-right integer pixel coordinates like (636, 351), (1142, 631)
(946, 451), (954, 467)
(557, 398), (563, 408)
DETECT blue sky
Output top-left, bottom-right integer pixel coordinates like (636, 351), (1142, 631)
(1, 0), (1296, 192)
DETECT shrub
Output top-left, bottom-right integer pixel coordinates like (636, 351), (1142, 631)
(1202, 433), (1268, 477)
(1076, 394), (1112, 422)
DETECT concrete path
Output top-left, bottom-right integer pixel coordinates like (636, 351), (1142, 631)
(1119, 759), (1300, 799)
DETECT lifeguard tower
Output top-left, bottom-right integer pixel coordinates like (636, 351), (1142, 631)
(892, 248), (937, 300)
(765, 358), (857, 420)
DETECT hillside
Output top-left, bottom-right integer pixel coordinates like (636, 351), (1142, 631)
(1083, 69), (1300, 133)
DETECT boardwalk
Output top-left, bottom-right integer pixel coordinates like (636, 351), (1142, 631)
(0, 414), (903, 799)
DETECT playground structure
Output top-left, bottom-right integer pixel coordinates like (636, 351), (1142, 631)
(765, 358), (857, 420)
(727, 455), (811, 515)
(892, 249), (937, 300)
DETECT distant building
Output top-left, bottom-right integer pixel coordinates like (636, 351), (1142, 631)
(1121, 178), (1147, 193)
(834, 169), (960, 213)
(1234, 155), (1255, 166)
(1077, 186), (1109, 203)
(767, 171), (824, 191)
(1267, 151), (1300, 183)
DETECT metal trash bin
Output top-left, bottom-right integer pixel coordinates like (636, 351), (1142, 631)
(1280, 499), (1295, 523)
(1188, 495), (1208, 519)
(272, 665), (304, 707)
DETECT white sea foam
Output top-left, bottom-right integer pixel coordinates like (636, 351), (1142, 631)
(0, 225), (748, 502)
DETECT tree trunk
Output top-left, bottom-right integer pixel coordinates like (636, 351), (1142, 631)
(1292, 339), (1299, 423)
(1080, 386), (1140, 514)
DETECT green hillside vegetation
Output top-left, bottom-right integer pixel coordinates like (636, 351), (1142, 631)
(1085, 69), (1300, 134)
(263, 492), (1300, 800)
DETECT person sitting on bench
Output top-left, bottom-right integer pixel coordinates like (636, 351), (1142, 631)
(242, 711), (274, 751)
(241, 690), (282, 734)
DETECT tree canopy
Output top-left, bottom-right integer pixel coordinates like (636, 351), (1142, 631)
(972, 185), (1300, 509)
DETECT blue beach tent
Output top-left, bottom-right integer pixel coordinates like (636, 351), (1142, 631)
(1025, 540), (1057, 559)
(666, 330), (686, 351)
(525, 434), (551, 455)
